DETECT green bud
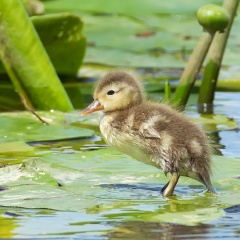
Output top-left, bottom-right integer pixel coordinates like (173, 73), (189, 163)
(197, 4), (229, 32)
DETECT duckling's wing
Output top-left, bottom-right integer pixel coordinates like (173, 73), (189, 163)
(140, 126), (161, 139)
(138, 113), (161, 139)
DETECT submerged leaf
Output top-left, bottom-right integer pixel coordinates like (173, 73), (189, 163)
(0, 141), (34, 157)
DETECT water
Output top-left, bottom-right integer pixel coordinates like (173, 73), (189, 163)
(1, 203), (240, 239)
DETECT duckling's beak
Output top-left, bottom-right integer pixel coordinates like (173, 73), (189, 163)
(80, 100), (104, 116)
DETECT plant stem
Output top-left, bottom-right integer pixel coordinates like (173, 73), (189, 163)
(20, 94), (49, 124)
(171, 30), (214, 108)
(164, 80), (171, 101)
(198, 0), (239, 113)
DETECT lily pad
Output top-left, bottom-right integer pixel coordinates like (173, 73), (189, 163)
(0, 112), (94, 143)
(85, 47), (185, 68)
(0, 148), (240, 225)
(190, 114), (239, 131)
(83, 14), (198, 53)
(44, 0), (223, 15)
(43, 0), (240, 71)
(0, 141), (34, 157)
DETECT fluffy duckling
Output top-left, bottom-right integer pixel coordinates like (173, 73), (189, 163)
(80, 70), (215, 197)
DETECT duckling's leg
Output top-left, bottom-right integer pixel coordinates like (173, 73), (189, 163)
(161, 171), (180, 197)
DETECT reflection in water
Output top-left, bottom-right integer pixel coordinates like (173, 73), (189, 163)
(106, 205), (240, 239)
(106, 221), (211, 240)
(105, 205), (240, 239)
(28, 134), (106, 153)
(0, 205), (240, 239)
(206, 131), (223, 156)
(219, 130), (240, 157)
(187, 92), (240, 158)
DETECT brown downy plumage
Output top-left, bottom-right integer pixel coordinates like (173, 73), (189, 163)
(80, 70), (215, 197)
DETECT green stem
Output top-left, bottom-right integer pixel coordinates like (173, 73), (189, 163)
(0, 0), (73, 111)
(198, 0), (239, 113)
(164, 80), (171, 101)
(171, 30), (214, 108)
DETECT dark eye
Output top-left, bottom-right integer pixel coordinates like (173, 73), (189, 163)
(107, 90), (115, 95)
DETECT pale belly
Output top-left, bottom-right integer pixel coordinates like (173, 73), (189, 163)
(99, 116), (203, 183)
(100, 117), (164, 169)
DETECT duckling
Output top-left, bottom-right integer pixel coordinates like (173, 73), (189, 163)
(80, 70), (215, 197)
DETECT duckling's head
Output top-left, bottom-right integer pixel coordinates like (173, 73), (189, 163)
(80, 71), (144, 115)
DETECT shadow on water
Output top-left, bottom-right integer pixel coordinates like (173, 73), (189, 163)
(99, 180), (212, 195)
(100, 183), (163, 192)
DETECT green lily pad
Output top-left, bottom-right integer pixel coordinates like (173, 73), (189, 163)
(190, 114), (239, 131)
(0, 141), (35, 166)
(0, 147), (240, 225)
(0, 141), (34, 157)
(85, 47), (185, 68)
(83, 14), (199, 52)
(43, 0), (240, 71)
(44, 0), (223, 15)
(0, 112), (94, 143)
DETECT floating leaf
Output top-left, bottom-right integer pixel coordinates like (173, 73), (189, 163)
(189, 114), (238, 131)
(0, 148), (240, 225)
(44, 0), (223, 15)
(85, 48), (185, 68)
(43, 0), (240, 69)
(0, 112), (94, 143)
(82, 14), (199, 52)
(0, 141), (34, 157)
